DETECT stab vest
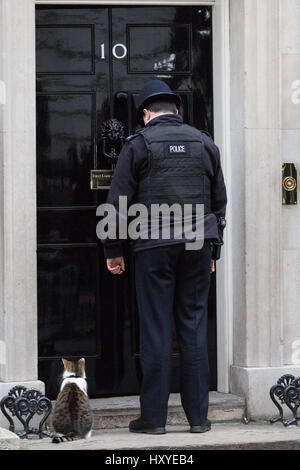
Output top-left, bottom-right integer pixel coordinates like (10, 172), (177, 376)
(135, 124), (211, 214)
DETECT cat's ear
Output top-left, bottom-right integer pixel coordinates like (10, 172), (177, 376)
(77, 358), (86, 378)
(62, 358), (67, 368)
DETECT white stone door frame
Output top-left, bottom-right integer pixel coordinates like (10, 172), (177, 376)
(211, 0), (232, 392)
(0, 0), (232, 394)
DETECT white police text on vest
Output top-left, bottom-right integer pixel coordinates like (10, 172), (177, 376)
(168, 144), (187, 154)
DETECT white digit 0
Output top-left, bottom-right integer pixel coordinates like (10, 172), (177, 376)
(112, 43), (127, 60)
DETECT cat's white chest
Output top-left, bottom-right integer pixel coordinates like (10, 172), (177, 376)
(61, 377), (88, 395)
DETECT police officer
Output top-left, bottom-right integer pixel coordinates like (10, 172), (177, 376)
(103, 80), (227, 434)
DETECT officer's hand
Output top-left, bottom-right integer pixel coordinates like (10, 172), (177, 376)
(106, 257), (125, 275)
(210, 260), (215, 274)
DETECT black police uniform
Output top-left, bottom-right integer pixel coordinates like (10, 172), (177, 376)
(103, 83), (227, 431)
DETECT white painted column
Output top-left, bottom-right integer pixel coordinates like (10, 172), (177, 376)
(229, 0), (300, 419)
(243, 0), (282, 367)
(280, 0), (300, 368)
(0, 0), (44, 418)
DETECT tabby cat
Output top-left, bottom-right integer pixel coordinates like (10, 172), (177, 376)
(51, 358), (93, 443)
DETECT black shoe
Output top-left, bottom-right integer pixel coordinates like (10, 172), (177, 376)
(129, 418), (166, 435)
(190, 419), (211, 433)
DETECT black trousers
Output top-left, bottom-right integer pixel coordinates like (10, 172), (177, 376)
(134, 241), (212, 427)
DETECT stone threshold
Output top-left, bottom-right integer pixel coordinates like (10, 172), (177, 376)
(20, 422), (300, 451)
(90, 392), (246, 429)
(0, 391), (245, 442)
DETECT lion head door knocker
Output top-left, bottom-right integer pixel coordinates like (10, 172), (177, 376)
(100, 119), (125, 170)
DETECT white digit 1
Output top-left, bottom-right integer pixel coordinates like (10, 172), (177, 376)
(100, 43), (105, 59)
(112, 43), (127, 60)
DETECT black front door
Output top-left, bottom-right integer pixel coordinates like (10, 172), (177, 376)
(36, 5), (216, 398)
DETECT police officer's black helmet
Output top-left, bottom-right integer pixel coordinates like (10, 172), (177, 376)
(137, 80), (181, 124)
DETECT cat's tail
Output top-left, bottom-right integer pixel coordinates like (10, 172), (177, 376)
(51, 431), (81, 443)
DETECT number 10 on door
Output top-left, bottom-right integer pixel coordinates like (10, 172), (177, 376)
(100, 43), (127, 60)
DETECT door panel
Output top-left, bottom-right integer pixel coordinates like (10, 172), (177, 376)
(38, 245), (99, 357)
(36, 25), (95, 74)
(127, 24), (191, 73)
(36, 5), (216, 399)
(37, 92), (95, 207)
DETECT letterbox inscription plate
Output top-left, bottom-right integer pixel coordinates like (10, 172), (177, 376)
(90, 169), (113, 190)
